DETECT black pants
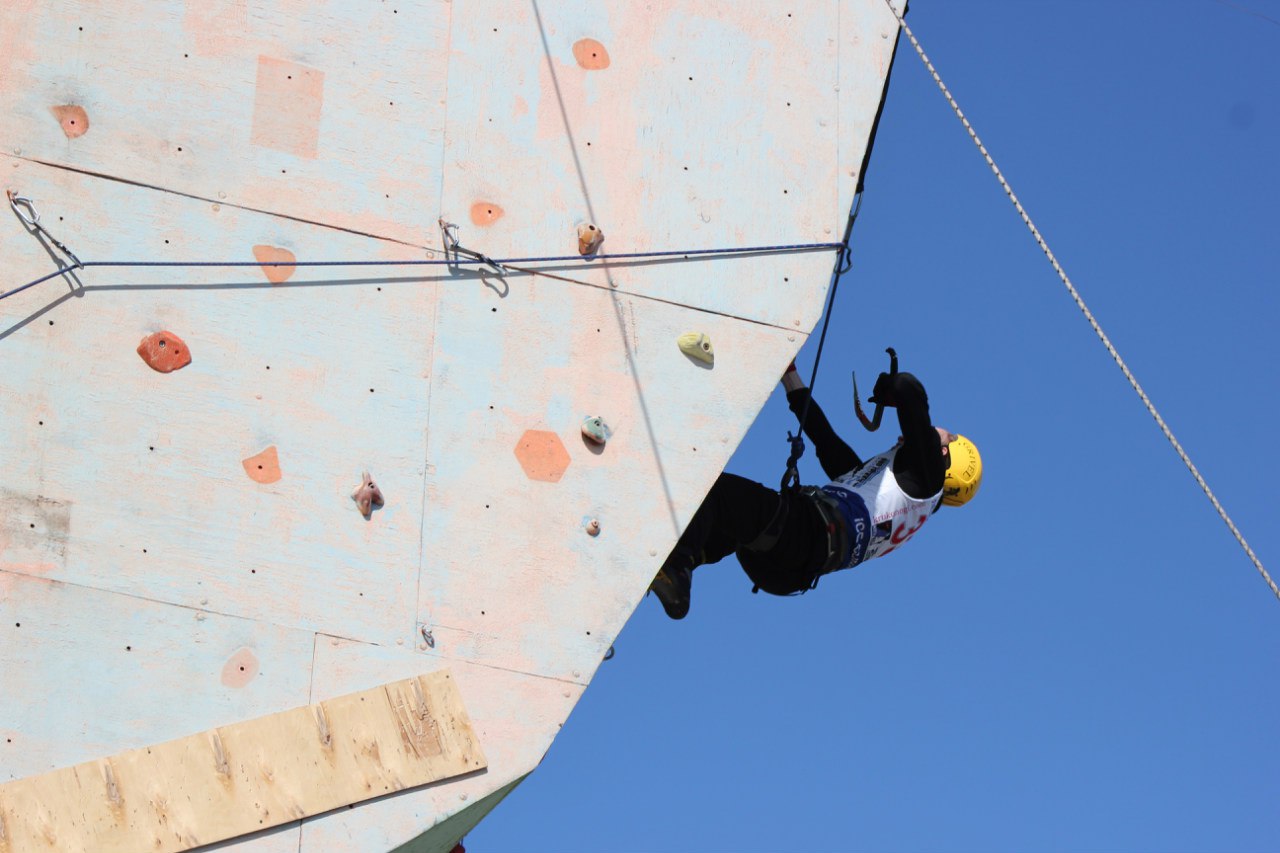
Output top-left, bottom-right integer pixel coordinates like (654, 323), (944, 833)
(665, 473), (831, 596)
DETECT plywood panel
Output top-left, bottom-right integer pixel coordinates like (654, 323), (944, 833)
(417, 278), (803, 678)
(0, 0), (451, 246)
(0, 160), (434, 647)
(0, 671), (482, 853)
(438, 1), (875, 331)
(298, 637), (580, 853)
(0, 572), (313, 780)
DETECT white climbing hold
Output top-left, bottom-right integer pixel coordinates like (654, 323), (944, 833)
(580, 416), (611, 445)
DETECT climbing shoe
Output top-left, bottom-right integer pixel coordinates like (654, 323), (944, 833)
(650, 564), (692, 620)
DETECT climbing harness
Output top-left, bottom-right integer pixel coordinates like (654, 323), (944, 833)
(882, 0), (1275, 602)
(852, 346), (898, 432)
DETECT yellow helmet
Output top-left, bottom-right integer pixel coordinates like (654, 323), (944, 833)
(942, 434), (982, 507)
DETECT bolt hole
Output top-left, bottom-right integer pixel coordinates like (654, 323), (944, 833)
(369, 388), (375, 393)
(240, 666), (245, 671)
(126, 645), (132, 651)
(29, 523), (34, 529)
(149, 446), (155, 451)
(48, 320), (53, 326)
(491, 307), (497, 312)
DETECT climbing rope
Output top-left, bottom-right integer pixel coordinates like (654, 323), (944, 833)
(883, 1), (1276, 602)
(0, 239), (844, 303)
(781, 193), (861, 492)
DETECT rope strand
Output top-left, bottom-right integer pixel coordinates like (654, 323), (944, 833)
(884, 1), (1276, 602)
(0, 242), (844, 302)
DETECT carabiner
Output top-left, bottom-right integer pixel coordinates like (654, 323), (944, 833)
(7, 190), (40, 228)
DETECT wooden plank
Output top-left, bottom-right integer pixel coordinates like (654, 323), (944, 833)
(0, 672), (485, 853)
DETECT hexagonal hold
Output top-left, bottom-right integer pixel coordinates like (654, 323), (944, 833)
(514, 429), (571, 483)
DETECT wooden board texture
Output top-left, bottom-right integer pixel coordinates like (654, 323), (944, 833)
(0, 1), (904, 849)
(0, 672), (483, 853)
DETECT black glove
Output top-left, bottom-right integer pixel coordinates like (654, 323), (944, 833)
(868, 371), (898, 407)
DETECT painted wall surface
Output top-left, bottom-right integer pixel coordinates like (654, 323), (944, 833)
(0, 2), (902, 850)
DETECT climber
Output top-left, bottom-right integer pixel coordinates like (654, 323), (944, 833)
(650, 362), (981, 619)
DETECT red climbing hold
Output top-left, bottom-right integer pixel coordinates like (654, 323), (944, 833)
(136, 331), (192, 373)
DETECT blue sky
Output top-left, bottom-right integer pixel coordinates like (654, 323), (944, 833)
(472, 3), (1279, 851)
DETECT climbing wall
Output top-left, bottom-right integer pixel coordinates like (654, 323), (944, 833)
(0, 1), (904, 850)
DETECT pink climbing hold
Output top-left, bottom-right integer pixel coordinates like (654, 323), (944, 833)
(220, 647), (260, 688)
(351, 471), (384, 518)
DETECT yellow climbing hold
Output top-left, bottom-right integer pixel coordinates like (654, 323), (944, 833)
(677, 332), (714, 364)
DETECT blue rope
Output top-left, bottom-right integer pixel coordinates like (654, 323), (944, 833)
(0, 241), (844, 302)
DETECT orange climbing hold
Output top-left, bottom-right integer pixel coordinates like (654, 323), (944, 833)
(136, 331), (192, 373)
(470, 202), (504, 226)
(514, 430), (571, 483)
(49, 105), (89, 139)
(252, 245), (297, 283)
(242, 446), (282, 484)
(572, 39), (610, 70)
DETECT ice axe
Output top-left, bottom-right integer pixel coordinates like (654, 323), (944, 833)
(852, 347), (898, 431)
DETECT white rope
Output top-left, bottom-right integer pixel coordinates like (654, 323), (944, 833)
(884, 2), (1277, 603)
